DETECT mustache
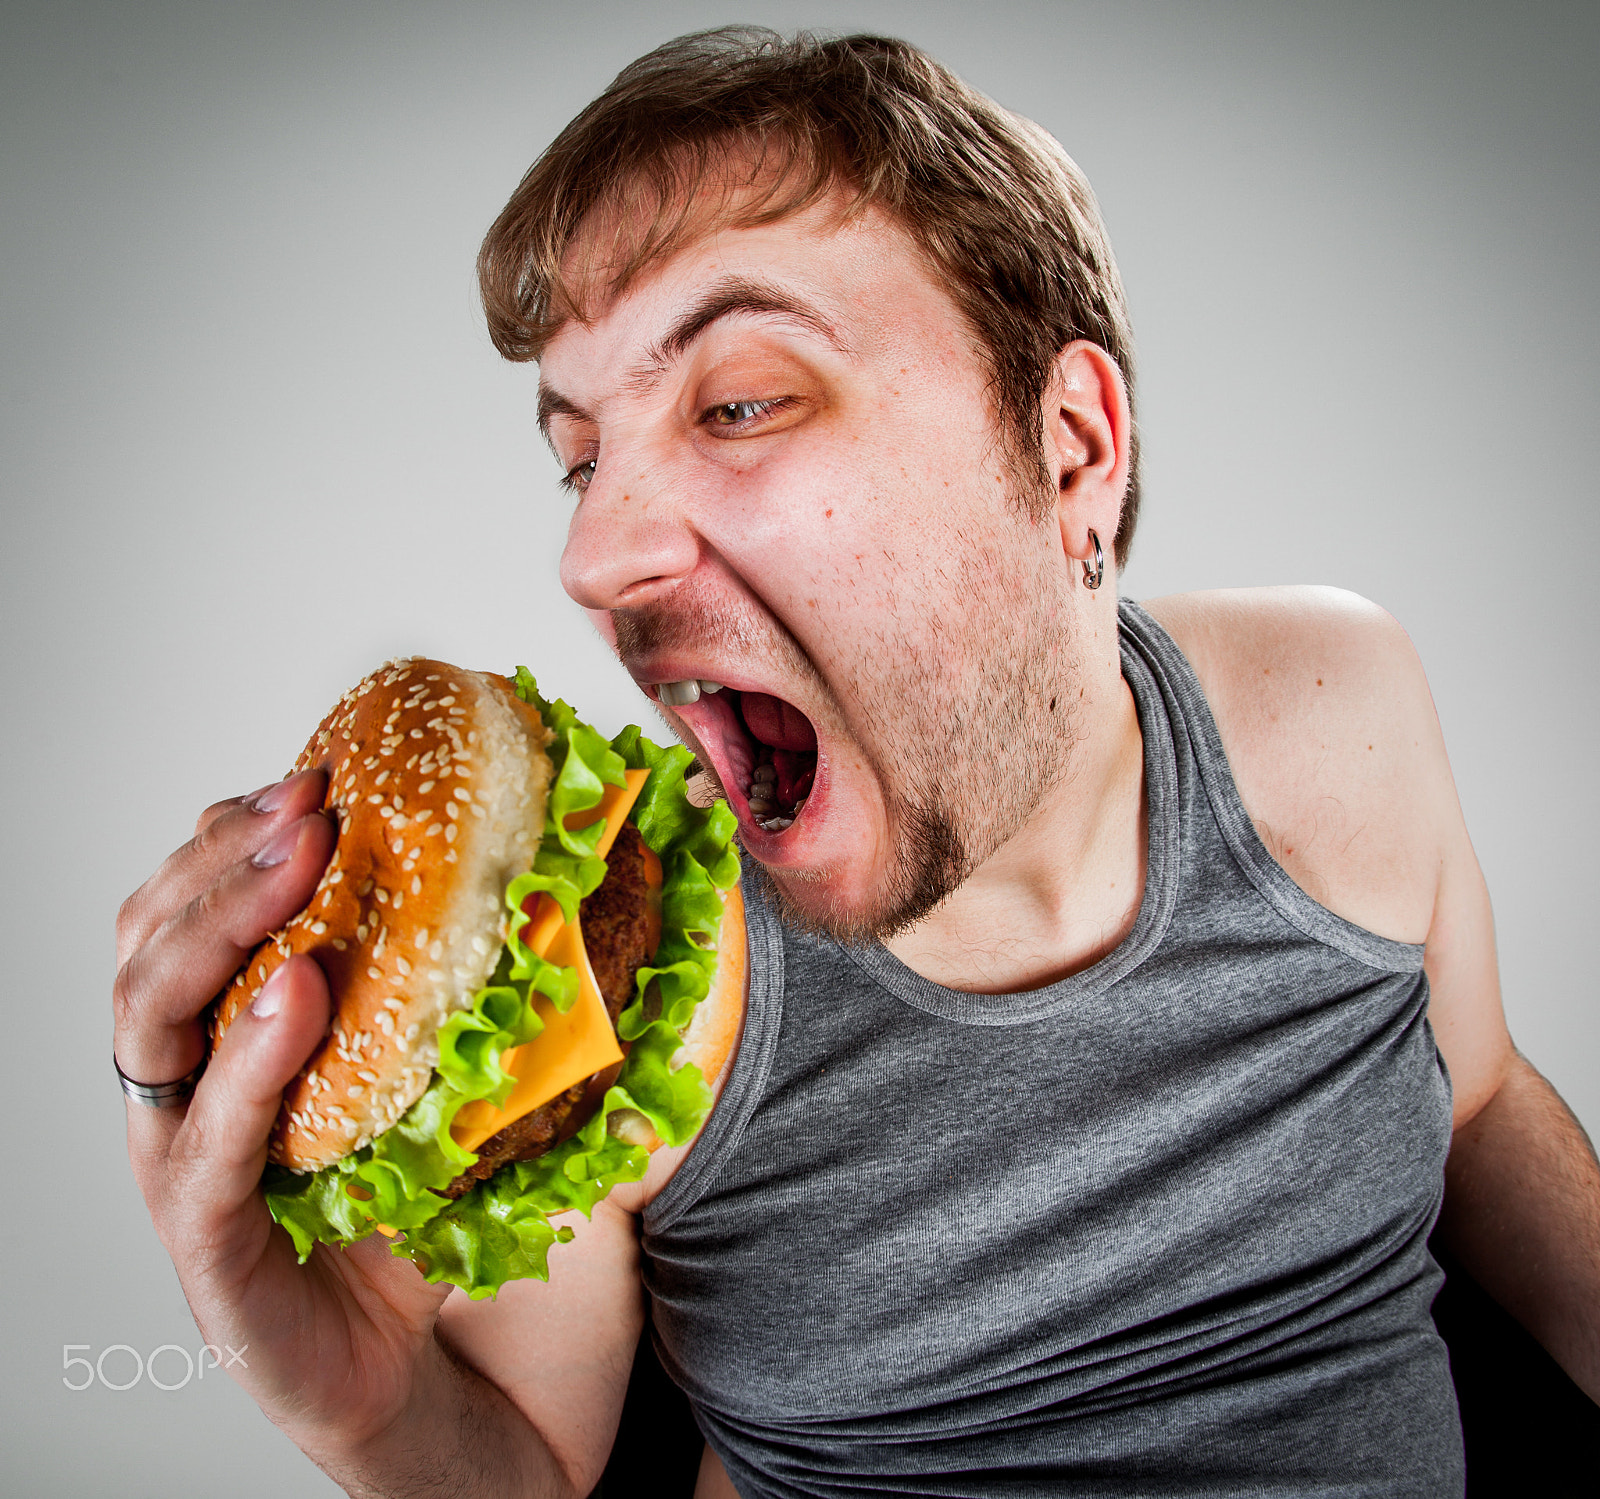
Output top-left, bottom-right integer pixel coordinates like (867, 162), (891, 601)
(610, 586), (821, 696)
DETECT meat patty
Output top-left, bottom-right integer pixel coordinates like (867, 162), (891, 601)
(442, 823), (651, 1199)
(577, 821), (652, 1025)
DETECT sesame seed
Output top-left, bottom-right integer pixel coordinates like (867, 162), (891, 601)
(418, 780), (435, 794)
(445, 825), (457, 843)
(367, 966), (382, 980)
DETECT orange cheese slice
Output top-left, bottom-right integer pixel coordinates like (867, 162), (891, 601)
(448, 768), (650, 1153)
(514, 769), (651, 958)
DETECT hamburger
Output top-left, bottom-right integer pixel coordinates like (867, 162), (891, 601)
(210, 658), (743, 1298)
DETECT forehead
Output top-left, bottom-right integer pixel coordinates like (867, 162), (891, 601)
(540, 199), (974, 389)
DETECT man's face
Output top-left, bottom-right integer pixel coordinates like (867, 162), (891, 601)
(542, 199), (1081, 939)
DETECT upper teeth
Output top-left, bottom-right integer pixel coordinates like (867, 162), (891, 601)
(658, 679), (725, 706)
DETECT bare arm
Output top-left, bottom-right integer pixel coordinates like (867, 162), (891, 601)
(1436, 1055), (1600, 1401)
(114, 773), (643, 1497)
(1414, 677), (1600, 1400)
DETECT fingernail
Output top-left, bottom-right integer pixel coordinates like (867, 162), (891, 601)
(252, 818), (305, 868)
(249, 771), (304, 814)
(252, 964), (289, 1019)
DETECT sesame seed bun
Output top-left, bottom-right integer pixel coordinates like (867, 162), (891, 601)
(212, 658), (554, 1172)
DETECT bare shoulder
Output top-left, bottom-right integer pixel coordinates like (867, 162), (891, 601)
(1140, 586), (1452, 943)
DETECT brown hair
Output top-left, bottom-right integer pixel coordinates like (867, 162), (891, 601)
(480, 27), (1142, 563)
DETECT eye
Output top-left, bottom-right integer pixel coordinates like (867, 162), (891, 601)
(701, 397), (791, 433)
(561, 458), (597, 494)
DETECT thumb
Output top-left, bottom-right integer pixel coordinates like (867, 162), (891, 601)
(163, 955), (331, 1265)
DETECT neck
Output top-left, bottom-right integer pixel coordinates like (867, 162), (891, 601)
(883, 591), (1145, 994)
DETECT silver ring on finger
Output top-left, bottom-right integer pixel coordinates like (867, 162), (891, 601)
(114, 1050), (207, 1108)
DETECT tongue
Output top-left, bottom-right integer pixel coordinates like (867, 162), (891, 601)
(739, 692), (817, 753)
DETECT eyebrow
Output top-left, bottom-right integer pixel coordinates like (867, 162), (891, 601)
(536, 275), (846, 445)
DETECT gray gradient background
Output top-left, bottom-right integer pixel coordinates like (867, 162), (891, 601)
(3, 1), (1595, 1491)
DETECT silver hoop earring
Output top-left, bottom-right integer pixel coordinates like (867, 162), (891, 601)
(1081, 529), (1104, 590)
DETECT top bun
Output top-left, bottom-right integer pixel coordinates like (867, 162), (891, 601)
(212, 659), (554, 1172)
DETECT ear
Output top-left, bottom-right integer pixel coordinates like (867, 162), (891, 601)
(1043, 341), (1132, 568)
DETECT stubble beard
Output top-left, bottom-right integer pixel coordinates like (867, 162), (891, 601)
(776, 518), (1081, 944)
(612, 517), (1082, 947)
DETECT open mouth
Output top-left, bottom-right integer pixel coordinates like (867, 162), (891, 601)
(655, 680), (818, 836)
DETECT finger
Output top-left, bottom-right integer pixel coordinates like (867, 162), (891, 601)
(117, 769), (328, 966)
(194, 778), (282, 837)
(152, 955), (331, 1279)
(338, 1230), (457, 1332)
(113, 810), (335, 1094)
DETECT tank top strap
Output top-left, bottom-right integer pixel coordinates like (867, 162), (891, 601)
(1119, 600), (1424, 973)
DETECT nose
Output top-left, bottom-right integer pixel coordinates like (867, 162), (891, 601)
(559, 460), (701, 613)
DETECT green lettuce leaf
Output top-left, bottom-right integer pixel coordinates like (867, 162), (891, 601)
(264, 669), (739, 1300)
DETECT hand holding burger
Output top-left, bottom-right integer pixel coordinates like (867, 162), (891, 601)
(112, 655), (744, 1488)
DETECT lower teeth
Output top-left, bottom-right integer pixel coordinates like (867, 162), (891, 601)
(746, 745), (810, 832)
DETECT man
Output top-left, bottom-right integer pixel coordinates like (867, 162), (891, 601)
(113, 29), (1598, 1498)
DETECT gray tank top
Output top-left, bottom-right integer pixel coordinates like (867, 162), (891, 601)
(642, 600), (1462, 1497)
